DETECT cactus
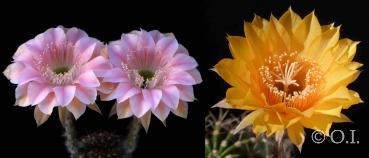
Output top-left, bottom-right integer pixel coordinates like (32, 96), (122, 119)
(62, 110), (141, 158)
(205, 109), (296, 158)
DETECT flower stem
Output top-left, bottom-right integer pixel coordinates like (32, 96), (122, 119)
(63, 111), (79, 157)
(123, 118), (141, 158)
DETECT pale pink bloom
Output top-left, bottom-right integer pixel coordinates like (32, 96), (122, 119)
(3, 27), (111, 125)
(101, 30), (202, 131)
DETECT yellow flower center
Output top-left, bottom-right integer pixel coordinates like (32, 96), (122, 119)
(259, 52), (323, 111)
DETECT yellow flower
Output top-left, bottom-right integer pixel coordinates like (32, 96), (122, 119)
(213, 7), (363, 151)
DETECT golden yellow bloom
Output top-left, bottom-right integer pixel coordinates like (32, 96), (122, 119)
(213, 8), (363, 151)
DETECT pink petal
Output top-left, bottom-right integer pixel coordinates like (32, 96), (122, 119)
(54, 85), (76, 106)
(15, 67), (40, 85)
(43, 27), (66, 45)
(15, 83), (31, 107)
(81, 56), (112, 77)
(170, 53), (198, 70)
(28, 82), (52, 105)
(34, 106), (50, 126)
(4, 62), (24, 82)
(166, 70), (196, 85)
(102, 68), (129, 83)
(38, 93), (58, 115)
(66, 99), (86, 119)
(117, 87), (141, 103)
(149, 30), (165, 42)
(25, 37), (44, 56)
(176, 44), (189, 55)
(161, 85), (180, 109)
(187, 69), (202, 84)
(116, 101), (133, 119)
(142, 89), (162, 109)
(105, 83), (137, 101)
(66, 27), (87, 44)
(15, 83), (28, 99)
(171, 100), (188, 119)
(76, 70), (100, 87)
(74, 37), (97, 63)
(129, 94), (151, 118)
(107, 42), (126, 67)
(156, 35), (178, 57)
(140, 112), (151, 132)
(176, 85), (195, 102)
(152, 102), (170, 122)
(13, 44), (35, 63)
(137, 30), (155, 52)
(121, 33), (138, 51)
(75, 85), (97, 104)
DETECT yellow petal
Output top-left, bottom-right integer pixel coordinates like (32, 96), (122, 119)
(300, 113), (333, 136)
(295, 11), (322, 48)
(214, 58), (250, 87)
(324, 63), (361, 93)
(315, 103), (342, 117)
(287, 123), (305, 152)
(227, 35), (254, 61)
(279, 7), (302, 34)
(304, 25), (340, 60)
(322, 86), (351, 102)
(234, 109), (264, 134)
(226, 87), (261, 110)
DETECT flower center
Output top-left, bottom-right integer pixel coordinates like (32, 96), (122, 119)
(138, 69), (155, 88)
(36, 42), (81, 86)
(259, 52), (322, 111)
(53, 66), (70, 74)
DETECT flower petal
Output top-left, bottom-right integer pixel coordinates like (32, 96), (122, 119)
(140, 112), (151, 132)
(234, 109), (264, 134)
(75, 85), (97, 105)
(54, 85), (76, 106)
(161, 85), (180, 109)
(38, 93), (58, 115)
(287, 123), (305, 152)
(76, 70), (100, 87)
(66, 98), (86, 119)
(28, 82), (52, 105)
(156, 35), (178, 57)
(167, 70), (196, 85)
(81, 56), (112, 77)
(129, 94), (151, 118)
(116, 101), (133, 119)
(66, 27), (88, 44)
(170, 53), (198, 70)
(75, 37), (97, 63)
(34, 106), (50, 126)
(142, 89), (162, 109)
(102, 68), (129, 83)
(171, 100), (188, 119)
(176, 85), (195, 102)
(187, 69), (202, 84)
(152, 102), (170, 122)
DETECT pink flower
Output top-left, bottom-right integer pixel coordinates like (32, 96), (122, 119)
(3, 26), (111, 125)
(101, 30), (202, 131)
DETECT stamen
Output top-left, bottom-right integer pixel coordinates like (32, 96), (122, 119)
(259, 52), (322, 111)
(35, 42), (80, 85)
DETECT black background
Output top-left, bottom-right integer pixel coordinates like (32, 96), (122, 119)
(1, 0), (368, 157)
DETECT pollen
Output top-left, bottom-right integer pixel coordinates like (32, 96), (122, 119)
(259, 52), (323, 111)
